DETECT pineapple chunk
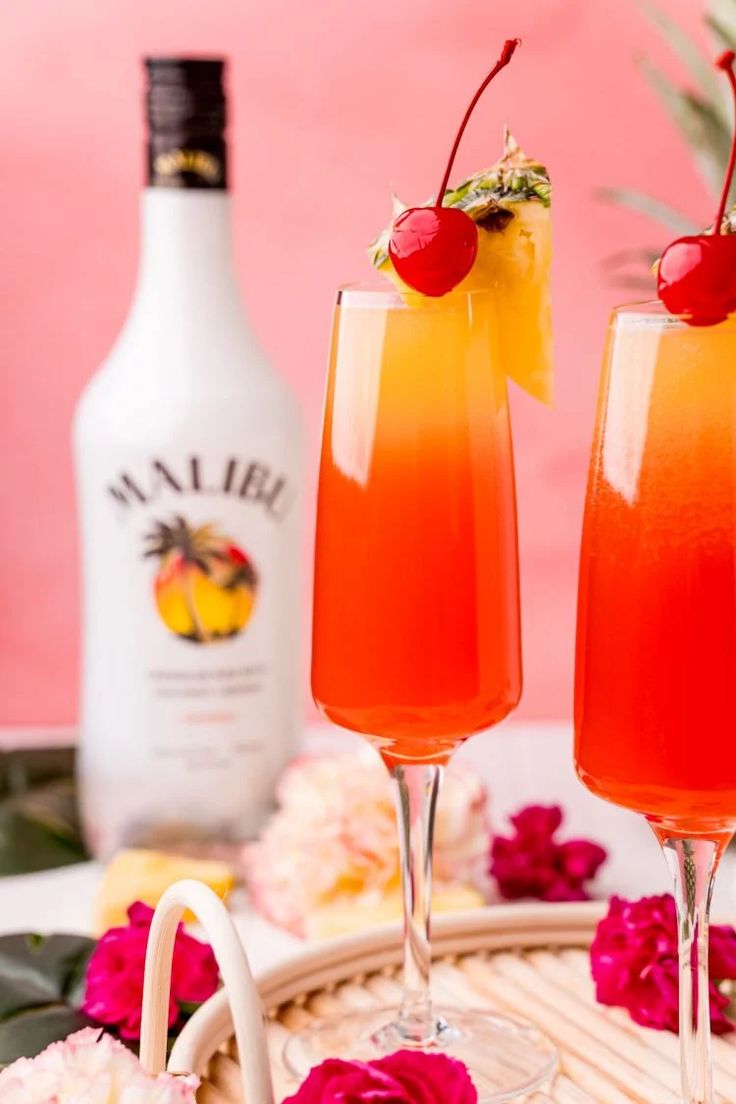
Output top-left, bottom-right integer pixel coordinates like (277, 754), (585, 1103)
(95, 848), (235, 932)
(304, 884), (485, 941)
(458, 199), (552, 405)
(370, 131), (553, 405)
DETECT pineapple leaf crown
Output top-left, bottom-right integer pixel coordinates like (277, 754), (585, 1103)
(368, 129), (551, 269)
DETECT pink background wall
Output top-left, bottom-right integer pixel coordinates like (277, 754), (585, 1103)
(0, 0), (712, 727)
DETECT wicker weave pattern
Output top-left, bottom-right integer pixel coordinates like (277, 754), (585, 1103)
(186, 903), (736, 1103)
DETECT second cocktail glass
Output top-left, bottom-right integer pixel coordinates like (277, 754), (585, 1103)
(285, 285), (556, 1100)
(575, 303), (736, 1104)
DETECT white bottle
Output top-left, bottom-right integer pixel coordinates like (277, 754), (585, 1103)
(74, 58), (302, 860)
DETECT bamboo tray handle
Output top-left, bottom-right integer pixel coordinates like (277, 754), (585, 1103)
(140, 878), (274, 1104)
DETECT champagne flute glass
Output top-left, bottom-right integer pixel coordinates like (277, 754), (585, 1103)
(575, 302), (736, 1104)
(285, 284), (557, 1100)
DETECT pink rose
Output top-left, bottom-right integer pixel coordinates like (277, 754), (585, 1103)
(283, 1051), (477, 1104)
(83, 901), (219, 1039)
(490, 804), (607, 902)
(591, 894), (736, 1034)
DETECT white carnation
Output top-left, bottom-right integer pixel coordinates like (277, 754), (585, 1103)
(0, 1029), (198, 1104)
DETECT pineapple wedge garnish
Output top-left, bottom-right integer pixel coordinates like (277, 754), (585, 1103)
(369, 131), (553, 405)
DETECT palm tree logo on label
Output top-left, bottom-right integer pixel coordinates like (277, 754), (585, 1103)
(143, 516), (258, 643)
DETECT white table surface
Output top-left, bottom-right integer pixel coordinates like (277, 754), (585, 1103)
(2, 721), (736, 968)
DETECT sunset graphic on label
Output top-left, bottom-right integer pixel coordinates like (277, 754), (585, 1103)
(143, 515), (258, 644)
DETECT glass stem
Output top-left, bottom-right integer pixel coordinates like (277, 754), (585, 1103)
(653, 829), (731, 1104)
(390, 762), (442, 1045)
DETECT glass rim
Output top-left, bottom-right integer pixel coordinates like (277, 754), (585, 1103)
(336, 281), (495, 309)
(613, 298), (736, 330)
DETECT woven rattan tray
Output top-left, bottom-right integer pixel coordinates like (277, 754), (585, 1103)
(142, 885), (736, 1103)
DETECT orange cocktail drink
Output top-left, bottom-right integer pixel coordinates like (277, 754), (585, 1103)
(574, 52), (736, 1104)
(575, 305), (736, 834)
(290, 39), (557, 1100)
(312, 288), (521, 766)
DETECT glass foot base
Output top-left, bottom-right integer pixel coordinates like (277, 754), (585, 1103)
(283, 1006), (557, 1102)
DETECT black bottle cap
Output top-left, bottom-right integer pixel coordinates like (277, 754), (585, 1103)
(145, 57), (228, 190)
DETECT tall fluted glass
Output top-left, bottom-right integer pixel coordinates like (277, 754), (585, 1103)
(284, 285), (556, 1101)
(575, 302), (736, 1104)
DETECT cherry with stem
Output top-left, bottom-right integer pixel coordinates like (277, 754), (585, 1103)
(657, 50), (736, 326)
(389, 39), (520, 298)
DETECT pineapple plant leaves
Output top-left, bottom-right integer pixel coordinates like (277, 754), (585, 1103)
(638, 55), (732, 198)
(0, 932), (98, 1065)
(709, 15), (736, 50)
(605, 0), (736, 281)
(601, 246), (673, 290)
(707, 2), (736, 52)
(640, 0), (726, 111)
(596, 187), (697, 234)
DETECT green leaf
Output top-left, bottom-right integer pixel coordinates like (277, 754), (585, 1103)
(597, 187), (698, 233)
(707, 0), (736, 51)
(0, 748), (76, 796)
(600, 247), (660, 291)
(0, 933), (99, 1065)
(0, 749), (87, 876)
(0, 1006), (97, 1067)
(707, 14), (736, 51)
(0, 933), (96, 1020)
(0, 782), (87, 875)
(638, 56), (732, 197)
(640, 0), (726, 114)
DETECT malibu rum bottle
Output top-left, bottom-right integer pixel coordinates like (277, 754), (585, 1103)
(74, 58), (302, 859)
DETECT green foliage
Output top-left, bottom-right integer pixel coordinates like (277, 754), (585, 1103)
(606, 0), (736, 281)
(0, 748), (88, 875)
(0, 932), (98, 1065)
(639, 53), (730, 198)
(597, 188), (696, 233)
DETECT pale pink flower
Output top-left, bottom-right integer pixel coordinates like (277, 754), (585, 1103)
(244, 753), (489, 935)
(0, 1028), (199, 1104)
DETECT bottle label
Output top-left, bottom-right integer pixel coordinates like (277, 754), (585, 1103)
(79, 446), (300, 840)
(108, 455), (292, 714)
(107, 454), (291, 518)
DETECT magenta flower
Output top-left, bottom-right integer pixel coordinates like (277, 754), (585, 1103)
(490, 804), (607, 902)
(82, 901), (219, 1039)
(283, 1051), (477, 1104)
(591, 894), (736, 1034)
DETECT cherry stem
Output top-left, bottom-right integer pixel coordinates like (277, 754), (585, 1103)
(435, 37), (521, 207)
(714, 50), (736, 234)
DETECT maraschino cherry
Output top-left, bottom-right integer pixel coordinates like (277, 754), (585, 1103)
(657, 50), (736, 325)
(389, 38), (520, 297)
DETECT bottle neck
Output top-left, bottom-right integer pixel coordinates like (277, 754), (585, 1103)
(130, 188), (241, 320)
(148, 134), (227, 190)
